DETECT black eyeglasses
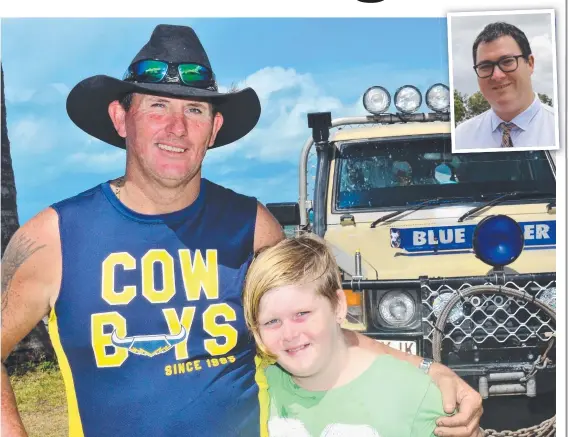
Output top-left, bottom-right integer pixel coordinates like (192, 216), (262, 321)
(123, 59), (216, 90)
(473, 55), (526, 79)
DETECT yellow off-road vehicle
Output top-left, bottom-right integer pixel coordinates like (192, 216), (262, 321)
(268, 84), (556, 432)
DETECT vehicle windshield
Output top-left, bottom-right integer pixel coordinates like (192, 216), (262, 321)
(335, 134), (555, 210)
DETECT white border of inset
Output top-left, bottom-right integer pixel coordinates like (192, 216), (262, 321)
(448, 9), (560, 153)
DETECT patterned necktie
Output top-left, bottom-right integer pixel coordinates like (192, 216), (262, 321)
(499, 122), (516, 148)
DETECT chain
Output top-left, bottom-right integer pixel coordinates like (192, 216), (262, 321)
(115, 176), (125, 200)
(482, 416), (556, 437)
(520, 333), (556, 382)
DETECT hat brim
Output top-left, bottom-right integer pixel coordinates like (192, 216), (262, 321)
(66, 75), (261, 149)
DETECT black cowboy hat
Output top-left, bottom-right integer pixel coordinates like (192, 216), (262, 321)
(66, 24), (261, 149)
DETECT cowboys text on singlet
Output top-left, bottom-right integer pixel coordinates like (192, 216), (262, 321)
(50, 179), (260, 437)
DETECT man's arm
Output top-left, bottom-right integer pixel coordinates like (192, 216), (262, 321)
(354, 332), (483, 437)
(1, 365), (27, 436)
(1, 208), (61, 437)
(250, 206), (482, 435)
(253, 202), (285, 252)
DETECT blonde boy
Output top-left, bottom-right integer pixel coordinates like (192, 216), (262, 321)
(244, 235), (451, 437)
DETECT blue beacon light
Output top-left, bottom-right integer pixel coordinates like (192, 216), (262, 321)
(473, 215), (524, 267)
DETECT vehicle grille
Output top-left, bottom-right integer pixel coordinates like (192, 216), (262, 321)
(421, 279), (556, 364)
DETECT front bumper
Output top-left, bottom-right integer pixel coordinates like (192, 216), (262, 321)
(344, 272), (556, 397)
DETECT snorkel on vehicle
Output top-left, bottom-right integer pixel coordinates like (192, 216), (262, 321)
(266, 81), (556, 433)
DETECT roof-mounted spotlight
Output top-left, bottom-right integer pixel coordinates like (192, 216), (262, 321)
(426, 83), (450, 113)
(394, 85), (422, 114)
(363, 86), (391, 115)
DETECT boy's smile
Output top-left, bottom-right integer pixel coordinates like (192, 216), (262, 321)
(257, 284), (347, 387)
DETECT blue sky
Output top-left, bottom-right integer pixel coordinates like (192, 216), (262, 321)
(2, 18), (449, 224)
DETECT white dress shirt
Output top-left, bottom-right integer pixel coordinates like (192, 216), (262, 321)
(454, 94), (556, 150)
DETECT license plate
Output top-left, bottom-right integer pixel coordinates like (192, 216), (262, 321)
(375, 339), (417, 355)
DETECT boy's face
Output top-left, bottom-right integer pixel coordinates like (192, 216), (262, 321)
(257, 284), (346, 381)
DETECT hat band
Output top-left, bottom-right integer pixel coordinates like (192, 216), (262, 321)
(123, 59), (218, 91)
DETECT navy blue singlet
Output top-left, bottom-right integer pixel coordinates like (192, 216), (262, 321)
(49, 178), (262, 437)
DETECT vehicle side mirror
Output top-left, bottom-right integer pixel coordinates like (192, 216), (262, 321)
(266, 202), (301, 227)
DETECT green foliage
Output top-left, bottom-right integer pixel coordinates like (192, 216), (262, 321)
(36, 360), (57, 372)
(455, 89), (555, 122)
(8, 357), (58, 377)
(467, 91), (491, 117)
(453, 90), (467, 124)
(538, 93), (553, 107)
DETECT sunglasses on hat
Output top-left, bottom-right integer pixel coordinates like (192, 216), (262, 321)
(123, 59), (216, 90)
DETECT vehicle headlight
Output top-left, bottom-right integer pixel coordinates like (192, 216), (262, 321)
(394, 85), (422, 114)
(538, 287), (556, 310)
(432, 293), (465, 324)
(378, 291), (415, 327)
(363, 86), (391, 115)
(426, 83), (450, 113)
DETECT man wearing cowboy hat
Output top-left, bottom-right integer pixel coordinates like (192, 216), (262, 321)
(1, 24), (482, 437)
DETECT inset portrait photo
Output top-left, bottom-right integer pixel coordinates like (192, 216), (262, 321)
(448, 10), (559, 152)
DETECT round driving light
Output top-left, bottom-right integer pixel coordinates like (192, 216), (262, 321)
(394, 85), (422, 114)
(432, 293), (465, 324)
(363, 86), (391, 114)
(473, 215), (524, 267)
(470, 296), (482, 307)
(426, 83), (450, 112)
(538, 287), (556, 310)
(378, 291), (415, 327)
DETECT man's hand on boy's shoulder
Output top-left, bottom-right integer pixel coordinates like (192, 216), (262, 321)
(352, 332), (483, 437)
(430, 364), (483, 437)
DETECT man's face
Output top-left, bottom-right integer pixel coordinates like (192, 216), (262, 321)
(110, 94), (223, 186)
(475, 36), (534, 115)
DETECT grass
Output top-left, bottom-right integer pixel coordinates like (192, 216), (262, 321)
(9, 362), (68, 437)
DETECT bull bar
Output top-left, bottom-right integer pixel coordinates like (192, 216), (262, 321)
(342, 271), (556, 391)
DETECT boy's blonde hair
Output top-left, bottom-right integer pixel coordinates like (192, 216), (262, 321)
(243, 234), (342, 361)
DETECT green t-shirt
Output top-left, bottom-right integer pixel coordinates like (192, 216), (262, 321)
(265, 354), (445, 437)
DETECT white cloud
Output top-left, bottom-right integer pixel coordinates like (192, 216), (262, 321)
(51, 82), (70, 96)
(243, 93), (343, 163)
(10, 117), (55, 152)
(66, 150), (126, 173)
(208, 66), (345, 164)
(206, 62), (445, 170)
(205, 67), (327, 166)
(529, 34), (555, 96)
(4, 86), (36, 103)
(241, 67), (308, 100)
(4, 82), (71, 105)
